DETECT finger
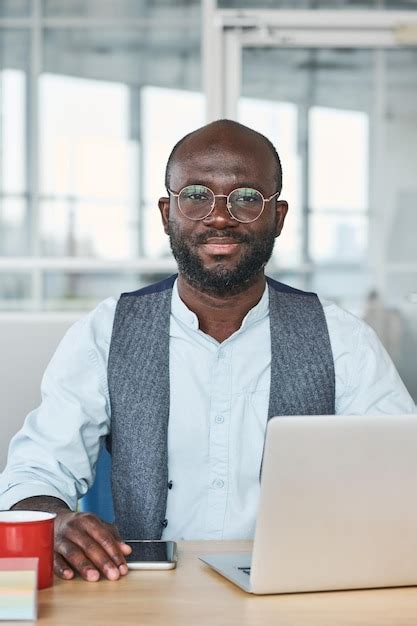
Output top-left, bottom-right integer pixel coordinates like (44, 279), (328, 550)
(120, 542), (132, 554)
(114, 537), (131, 575)
(56, 538), (101, 582)
(64, 525), (121, 580)
(104, 524), (132, 559)
(103, 521), (122, 542)
(103, 523), (132, 554)
(78, 515), (129, 569)
(54, 553), (74, 580)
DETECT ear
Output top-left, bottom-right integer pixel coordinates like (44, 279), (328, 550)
(275, 200), (288, 237)
(158, 197), (170, 235)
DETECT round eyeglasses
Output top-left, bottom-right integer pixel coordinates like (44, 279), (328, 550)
(168, 184), (281, 224)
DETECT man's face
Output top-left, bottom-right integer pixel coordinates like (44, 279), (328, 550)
(159, 128), (288, 296)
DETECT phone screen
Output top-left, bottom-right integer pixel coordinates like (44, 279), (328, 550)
(125, 541), (176, 563)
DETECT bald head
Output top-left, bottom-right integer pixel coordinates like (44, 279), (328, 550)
(165, 119), (282, 193)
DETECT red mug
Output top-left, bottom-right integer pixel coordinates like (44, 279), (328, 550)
(0, 511), (56, 589)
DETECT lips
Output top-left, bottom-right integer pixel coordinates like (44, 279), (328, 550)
(200, 237), (243, 255)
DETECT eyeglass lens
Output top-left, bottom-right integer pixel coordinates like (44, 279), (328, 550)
(178, 185), (264, 222)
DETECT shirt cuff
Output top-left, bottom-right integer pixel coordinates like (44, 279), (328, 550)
(0, 482), (75, 511)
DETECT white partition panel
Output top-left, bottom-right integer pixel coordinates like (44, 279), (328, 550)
(0, 314), (81, 470)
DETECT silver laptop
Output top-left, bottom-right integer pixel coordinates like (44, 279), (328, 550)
(200, 413), (417, 594)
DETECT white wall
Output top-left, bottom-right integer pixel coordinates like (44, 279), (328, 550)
(0, 314), (82, 471)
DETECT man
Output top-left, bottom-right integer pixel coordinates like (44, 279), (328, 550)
(0, 120), (415, 584)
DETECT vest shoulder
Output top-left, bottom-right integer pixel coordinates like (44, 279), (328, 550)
(120, 274), (178, 299)
(266, 276), (317, 298)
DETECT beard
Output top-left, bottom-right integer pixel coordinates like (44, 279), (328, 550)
(168, 222), (276, 297)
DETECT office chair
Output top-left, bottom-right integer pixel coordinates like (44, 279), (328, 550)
(79, 444), (114, 523)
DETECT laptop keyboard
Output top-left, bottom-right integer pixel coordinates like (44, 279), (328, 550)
(238, 567), (251, 575)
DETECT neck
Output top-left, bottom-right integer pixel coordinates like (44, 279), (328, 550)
(177, 272), (267, 342)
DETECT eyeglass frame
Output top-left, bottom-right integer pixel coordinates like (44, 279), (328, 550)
(167, 185), (281, 224)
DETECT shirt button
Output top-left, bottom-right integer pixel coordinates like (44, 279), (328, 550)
(215, 415), (224, 424)
(218, 351), (226, 360)
(212, 478), (224, 489)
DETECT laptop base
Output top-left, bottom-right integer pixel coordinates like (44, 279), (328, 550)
(199, 553), (252, 593)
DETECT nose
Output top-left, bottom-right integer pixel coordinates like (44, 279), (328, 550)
(203, 195), (238, 229)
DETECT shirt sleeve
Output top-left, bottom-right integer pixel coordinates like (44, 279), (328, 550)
(323, 301), (417, 416)
(0, 297), (116, 511)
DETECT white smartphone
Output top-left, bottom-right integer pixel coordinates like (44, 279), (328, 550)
(124, 540), (177, 570)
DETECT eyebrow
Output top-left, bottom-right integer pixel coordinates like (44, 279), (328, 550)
(234, 181), (266, 192)
(186, 181), (267, 193)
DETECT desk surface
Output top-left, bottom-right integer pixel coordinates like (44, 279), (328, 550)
(15, 541), (417, 625)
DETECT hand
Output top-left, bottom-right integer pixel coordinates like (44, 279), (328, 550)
(53, 511), (132, 582)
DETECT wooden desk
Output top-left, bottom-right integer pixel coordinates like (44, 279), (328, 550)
(16, 541), (417, 625)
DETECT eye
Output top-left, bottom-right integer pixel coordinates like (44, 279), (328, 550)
(239, 194), (256, 203)
(181, 185), (211, 202)
(189, 193), (209, 201)
(233, 188), (262, 204)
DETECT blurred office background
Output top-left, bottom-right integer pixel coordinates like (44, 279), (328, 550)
(0, 0), (416, 466)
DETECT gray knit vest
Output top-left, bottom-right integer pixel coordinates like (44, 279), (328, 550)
(107, 274), (335, 539)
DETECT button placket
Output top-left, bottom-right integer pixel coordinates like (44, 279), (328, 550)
(206, 344), (232, 537)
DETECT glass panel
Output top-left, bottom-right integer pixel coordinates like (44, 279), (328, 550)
(377, 271), (417, 402)
(44, 0), (417, 13)
(0, 30), (29, 255)
(42, 271), (171, 310)
(309, 106), (369, 212)
(40, 73), (137, 258)
(0, 69), (26, 195)
(42, 27), (200, 92)
(381, 48), (417, 401)
(267, 270), (309, 292)
(40, 74), (132, 199)
(42, 0), (200, 18)
(0, 0), (31, 17)
(0, 273), (31, 310)
(385, 194), (416, 264)
(313, 267), (371, 313)
(0, 198), (28, 255)
(219, 0), (416, 8)
(41, 27), (201, 259)
(39, 200), (134, 258)
(310, 213), (367, 263)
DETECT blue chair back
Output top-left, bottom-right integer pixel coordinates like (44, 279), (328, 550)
(79, 445), (114, 523)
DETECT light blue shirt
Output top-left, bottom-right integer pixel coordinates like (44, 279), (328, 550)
(0, 281), (415, 539)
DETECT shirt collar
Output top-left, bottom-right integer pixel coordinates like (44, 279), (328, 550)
(171, 278), (269, 332)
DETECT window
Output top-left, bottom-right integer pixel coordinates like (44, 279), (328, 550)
(0, 5), (202, 310)
(309, 106), (369, 263)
